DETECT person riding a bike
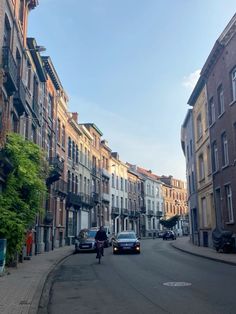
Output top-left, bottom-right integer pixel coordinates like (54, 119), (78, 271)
(95, 226), (107, 258)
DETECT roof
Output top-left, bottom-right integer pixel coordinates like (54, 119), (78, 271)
(82, 123), (103, 136)
(42, 56), (63, 90)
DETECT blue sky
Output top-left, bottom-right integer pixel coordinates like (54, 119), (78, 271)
(28, 1), (236, 180)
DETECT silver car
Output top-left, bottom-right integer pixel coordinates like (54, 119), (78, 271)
(75, 228), (98, 253)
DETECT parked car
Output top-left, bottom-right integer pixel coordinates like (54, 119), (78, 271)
(113, 231), (141, 254)
(103, 226), (113, 247)
(157, 230), (165, 238)
(162, 230), (176, 240)
(75, 228), (99, 253)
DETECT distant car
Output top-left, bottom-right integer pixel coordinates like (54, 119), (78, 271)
(113, 231), (141, 254)
(75, 228), (99, 253)
(163, 230), (176, 240)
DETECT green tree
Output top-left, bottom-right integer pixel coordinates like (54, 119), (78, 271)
(160, 215), (180, 229)
(0, 133), (48, 263)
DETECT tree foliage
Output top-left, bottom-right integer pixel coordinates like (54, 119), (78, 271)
(160, 214), (180, 229)
(0, 133), (48, 263)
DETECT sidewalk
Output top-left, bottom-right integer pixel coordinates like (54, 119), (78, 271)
(0, 245), (74, 314)
(171, 236), (236, 266)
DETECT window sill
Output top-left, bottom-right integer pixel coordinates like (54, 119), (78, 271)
(218, 111), (225, 119)
(225, 221), (235, 225)
(222, 164), (229, 170)
(229, 99), (236, 107)
(209, 121), (216, 128)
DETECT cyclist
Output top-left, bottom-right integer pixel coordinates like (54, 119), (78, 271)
(95, 226), (108, 258)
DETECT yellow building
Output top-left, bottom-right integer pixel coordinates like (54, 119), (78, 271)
(191, 83), (215, 247)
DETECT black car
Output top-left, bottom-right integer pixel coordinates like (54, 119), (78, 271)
(113, 231), (141, 254)
(162, 230), (176, 240)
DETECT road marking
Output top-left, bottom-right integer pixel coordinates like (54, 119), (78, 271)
(163, 282), (192, 287)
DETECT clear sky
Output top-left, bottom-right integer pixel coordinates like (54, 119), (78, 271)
(28, 1), (236, 181)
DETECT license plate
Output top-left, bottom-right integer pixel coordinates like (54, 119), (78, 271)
(82, 245), (89, 248)
(123, 247), (131, 250)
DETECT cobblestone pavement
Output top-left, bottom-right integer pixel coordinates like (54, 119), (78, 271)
(0, 246), (73, 314)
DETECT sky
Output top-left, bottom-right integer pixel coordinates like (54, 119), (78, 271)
(28, 1), (236, 181)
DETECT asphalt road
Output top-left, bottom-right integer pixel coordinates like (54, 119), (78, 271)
(40, 239), (236, 314)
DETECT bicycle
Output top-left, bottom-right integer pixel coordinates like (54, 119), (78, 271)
(96, 240), (104, 264)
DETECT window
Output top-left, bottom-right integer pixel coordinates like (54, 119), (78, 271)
(232, 67), (236, 101)
(222, 132), (229, 167)
(72, 141), (75, 162)
(217, 85), (225, 116)
(116, 176), (119, 189)
(207, 145), (212, 175)
(61, 125), (65, 148)
(57, 119), (61, 143)
(201, 197), (208, 227)
(120, 178), (123, 191)
(197, 114), (203, 139)
(19, 0), (24, 27)
(112, 174), (115, 188)
(198, 154), (205, 181)
(48, 94), (53, 120)
(76, 145), (79, 164)
(209, 98), (215, 125)
(67, 171), (71, 192)
(68, 137), (72, 158)
(212, 141), (219, 172)
(4, 15), (11, 47)
(225, 185), (234, 223)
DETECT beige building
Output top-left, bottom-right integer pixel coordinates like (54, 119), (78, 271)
(191, 83), (215, 247)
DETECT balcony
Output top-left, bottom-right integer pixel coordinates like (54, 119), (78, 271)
(156, 211), (163, 218)
(46, 157), (64, 186)
(13, 80), (26, 115)
(102, 168), (110, 179)
(92, 192), (100, 204)
(67, 192), (81, 207)
(111, 206), (120, 216)
(44, 211), (53, 224)
(79, 193), (93, 207)
(2, 46), (17, 95)
(121, 208), (128, 216)
(140, 206), (146, 214)
(91, 167), (100, 177)
(101, 192), (110, 203)
(54, 179), (67, 196)
(147, 210), (154, 217)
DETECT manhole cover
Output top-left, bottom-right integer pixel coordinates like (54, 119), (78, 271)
(163, 282), (192, 287)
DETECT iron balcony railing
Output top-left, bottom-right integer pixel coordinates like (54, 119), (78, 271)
(121, 208), (128, 216)
(101, 192), (110, 203)
(140, 206), (146, 213)
(2, 46), (18, 95)
(92, 192), (100, 204)
(13, 79), (26, 115)
(54, 179), (67, 195)
(147, 210), (154, 217)
(156, 210), (163, 218)
(67, 192), (81, 207)
(111, 206), (120, 216)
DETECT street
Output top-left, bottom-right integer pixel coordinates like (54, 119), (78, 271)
(39, 239), (236, 314)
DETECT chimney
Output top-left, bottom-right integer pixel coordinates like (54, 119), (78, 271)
(71, 112), (78, 122)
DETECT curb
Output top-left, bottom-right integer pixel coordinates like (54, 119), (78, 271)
(171, 243), (236, 266)
(29, 250), (74, 314)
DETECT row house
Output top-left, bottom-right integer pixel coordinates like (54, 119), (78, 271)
(136, 167), (164, 237)
(0, 0), (39, 189)
(82, 123), (103, 228)
(110, 152), (129, 234)
(160, 176), (188, 236)
(181, 109), (199, 244)
(181, 13), (236, 248)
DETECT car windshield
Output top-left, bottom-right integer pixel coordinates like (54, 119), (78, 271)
(117, 233), (136, 239)
(87, 230), (97, 238)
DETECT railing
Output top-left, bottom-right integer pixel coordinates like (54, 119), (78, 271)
(44, 211), (53, 224)
(101, 192), (110, 202)
(67, 192), (81, 207)
(49, 157), (64, 173)
(92, 192), (100, 203)
(54, 179), (67, 195)
(140, 206), (146, 213)
(79, 193), (92, 206)
(156, 211), (163, 218)
(2, 46), (18, 95)
(111, 206), (120, 215)
(147, 210), (154, 216)
(14, 79), (26, 114)
(121, 208), (128, 216)
(102, 168), (110, 178)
